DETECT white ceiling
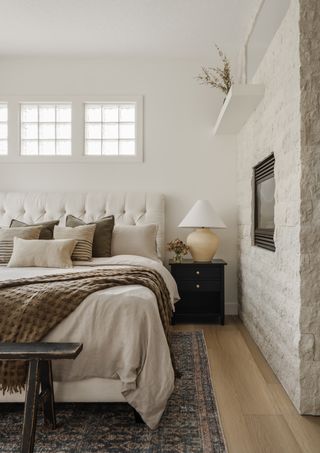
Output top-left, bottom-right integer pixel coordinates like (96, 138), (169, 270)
(0, 0), (290, 67)
(0, 0), (260, 61)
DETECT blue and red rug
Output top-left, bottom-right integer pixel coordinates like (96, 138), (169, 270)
(0, 331), (226, 452)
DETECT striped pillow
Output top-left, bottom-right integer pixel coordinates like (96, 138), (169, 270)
(0, 226), (42, 264)
(54, 225), (96, 261)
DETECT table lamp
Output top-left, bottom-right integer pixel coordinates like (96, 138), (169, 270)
(178, 200), (226, 262)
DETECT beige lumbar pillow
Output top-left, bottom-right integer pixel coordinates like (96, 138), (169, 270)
(54, 224), (96, 261)
(111, 224), (159, 261)
(8, 238), (77, 268)
(0, 226), (42, 264)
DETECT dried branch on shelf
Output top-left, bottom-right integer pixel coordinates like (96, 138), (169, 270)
(196, 44), (233, 95)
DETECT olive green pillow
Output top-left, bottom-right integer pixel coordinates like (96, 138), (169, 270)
(66, 215), (114, 257)
(10, 219), (59, 240)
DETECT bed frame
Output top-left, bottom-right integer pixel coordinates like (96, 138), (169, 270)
(0, 190), (165, 404)
(0, 191), (165, 259)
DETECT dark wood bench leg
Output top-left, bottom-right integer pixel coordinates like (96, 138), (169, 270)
(21, 360), (40, 453)
(40, 360), (56, 429)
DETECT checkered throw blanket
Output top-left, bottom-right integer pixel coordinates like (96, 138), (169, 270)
(0, 267), (173, 393)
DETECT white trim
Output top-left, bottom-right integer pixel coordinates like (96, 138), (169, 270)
(0, 95), (143, 163)
(244, 0), (265, 83)
(225, 302), (238, 315)
(0, 102), (8, 156)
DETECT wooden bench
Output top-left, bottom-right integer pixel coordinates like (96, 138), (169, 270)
(0, 342), (83, 453)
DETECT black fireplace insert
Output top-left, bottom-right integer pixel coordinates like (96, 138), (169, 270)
(253, 153), (275, 251)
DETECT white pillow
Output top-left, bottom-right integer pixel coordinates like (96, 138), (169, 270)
(111, 224), (159, 262)
(8, 238), (77, 268)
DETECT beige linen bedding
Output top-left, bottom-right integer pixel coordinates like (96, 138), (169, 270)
(0, 256), (179, 429)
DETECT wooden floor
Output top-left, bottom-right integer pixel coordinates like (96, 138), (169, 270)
(173, 317), (320, 453)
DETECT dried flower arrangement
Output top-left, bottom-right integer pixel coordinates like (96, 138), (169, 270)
(167, 238), (189, 263)
(196, 44), (233, 96)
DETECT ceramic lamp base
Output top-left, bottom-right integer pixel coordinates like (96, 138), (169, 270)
(186, 228), (219, 262)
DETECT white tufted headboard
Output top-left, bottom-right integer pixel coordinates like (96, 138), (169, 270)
(0, 191), (165, 260)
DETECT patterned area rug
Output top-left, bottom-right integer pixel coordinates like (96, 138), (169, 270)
(0, 331), (226, 452)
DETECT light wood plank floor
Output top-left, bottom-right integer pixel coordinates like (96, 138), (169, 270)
(173, 317), (320, 453)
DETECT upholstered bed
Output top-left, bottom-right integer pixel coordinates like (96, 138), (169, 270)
(0, 191), (178, 429)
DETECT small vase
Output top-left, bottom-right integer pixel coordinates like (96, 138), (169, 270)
(174, 254), (182, 263)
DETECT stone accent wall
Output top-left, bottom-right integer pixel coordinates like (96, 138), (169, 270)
(237, 0), (302, 409)
(238, 0), (320, 414)
(299, 0), (320, 414)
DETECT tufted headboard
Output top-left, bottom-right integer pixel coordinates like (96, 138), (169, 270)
(0, 191), (165, 260)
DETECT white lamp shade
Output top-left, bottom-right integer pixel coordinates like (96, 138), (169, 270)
(178, 200), (226, 229)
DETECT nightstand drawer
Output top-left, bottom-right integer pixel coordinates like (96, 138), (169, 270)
(177, 280), (220, 292)
(175, 298), (220, 314)
(170, 259), (226, 325)
(171, 265), (220, 281)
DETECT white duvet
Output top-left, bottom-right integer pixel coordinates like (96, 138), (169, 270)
(0, 255), (179, 429)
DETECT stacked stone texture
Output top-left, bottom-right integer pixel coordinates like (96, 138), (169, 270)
(238, 0), (320, 414)
(237, 0), (301, 410)
(299, 0), (320, 414)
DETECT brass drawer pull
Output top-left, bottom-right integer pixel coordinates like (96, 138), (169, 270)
(196, 284), (200, 289)
(196, 271), (200, 275)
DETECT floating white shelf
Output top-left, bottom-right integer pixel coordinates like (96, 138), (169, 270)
(213, 84), (264, 135)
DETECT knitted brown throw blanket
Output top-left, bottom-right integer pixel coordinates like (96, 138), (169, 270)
(0, 267), (173, 393)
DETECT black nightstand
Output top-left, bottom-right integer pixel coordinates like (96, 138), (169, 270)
(170, 259), (227, 325)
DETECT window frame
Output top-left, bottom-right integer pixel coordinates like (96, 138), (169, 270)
(253, 153), (276, 252)
(0, 95), (143, 163)
(20, 102), (72, 157)
(0, 102), (8, 156)
(84, 102), (137, 158)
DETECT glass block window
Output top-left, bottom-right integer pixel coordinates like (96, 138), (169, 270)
(20, 104), (72, 155)
(85, 103), (136, 156)
(0, 103), (8, 155)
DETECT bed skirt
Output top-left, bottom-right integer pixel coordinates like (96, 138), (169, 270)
(0, 377), (125, 403)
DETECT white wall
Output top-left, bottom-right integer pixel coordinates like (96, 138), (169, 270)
(0, 57), (238, 313)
